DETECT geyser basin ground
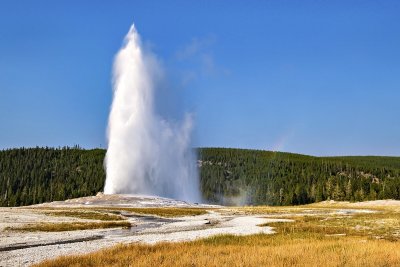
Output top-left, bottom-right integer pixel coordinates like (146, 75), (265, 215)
(36, 193), (216, 208)
(1, 196), (399, 266)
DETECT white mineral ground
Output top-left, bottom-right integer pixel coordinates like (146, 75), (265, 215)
(0, 194), (398, 266)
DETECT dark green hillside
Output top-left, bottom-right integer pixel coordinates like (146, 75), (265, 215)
(0, 147), (399, 207)
(0, 147), (105, 206)
(322, 156), (400, 170)
(198, 148), (400, 205)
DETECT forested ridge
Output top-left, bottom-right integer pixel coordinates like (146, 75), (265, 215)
(0, 147), (399, 206)
(0, 147), (105, 206)
(199, 148), (400, 205)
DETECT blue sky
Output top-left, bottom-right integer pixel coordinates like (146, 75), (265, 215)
(0, 1), (399, 156)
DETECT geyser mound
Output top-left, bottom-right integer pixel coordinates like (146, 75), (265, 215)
(104, 24), (200, 202)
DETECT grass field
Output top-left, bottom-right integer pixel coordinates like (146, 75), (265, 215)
(35, 234), (400, 267)
(34, 203), (400, 266)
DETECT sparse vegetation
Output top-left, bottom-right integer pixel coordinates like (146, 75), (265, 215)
(32, 205), (400, 266)
(256, 205), (400, 241)
(6, 221), (131, 232)
(32, 206), (210, 218)
(44, 210), (125, 221)
(94, 207), (210, 217)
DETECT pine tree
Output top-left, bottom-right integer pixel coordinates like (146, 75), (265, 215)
(345, 180), (352, 201)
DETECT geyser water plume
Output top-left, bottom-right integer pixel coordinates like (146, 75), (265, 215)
(104, 24), (200, 202)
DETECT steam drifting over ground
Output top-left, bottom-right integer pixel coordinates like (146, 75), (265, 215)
(104, 24), (200, 202)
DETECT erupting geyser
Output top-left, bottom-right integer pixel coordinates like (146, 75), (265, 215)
(104, 24), (200, 202)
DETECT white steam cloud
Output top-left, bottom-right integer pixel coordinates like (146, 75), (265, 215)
(104, 24), (200, 202)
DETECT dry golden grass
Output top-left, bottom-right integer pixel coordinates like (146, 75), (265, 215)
(235, 205), (335, 216)
(31, 206), (210, 218)
(267, 210), (400, 240)
(33, 204), (400, 266)
(6, 221), (131, 232)
(241, 203), (400, 240)
(307, 201), (400, 213)
(44, 210), (125, 221)
(237, 201), (400, 214)
(35, 233), (400, 267)
(94, 207), (210, 217)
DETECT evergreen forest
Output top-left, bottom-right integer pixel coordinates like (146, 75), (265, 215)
(0, 147), (399, 206)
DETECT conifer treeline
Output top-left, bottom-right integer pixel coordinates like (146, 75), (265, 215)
(0, 147), (105, 206)
(0, 147), (399, 206)
(199, 148), (400, 205)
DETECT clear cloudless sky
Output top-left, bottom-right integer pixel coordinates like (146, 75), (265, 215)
(0, 0), (399, 156)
